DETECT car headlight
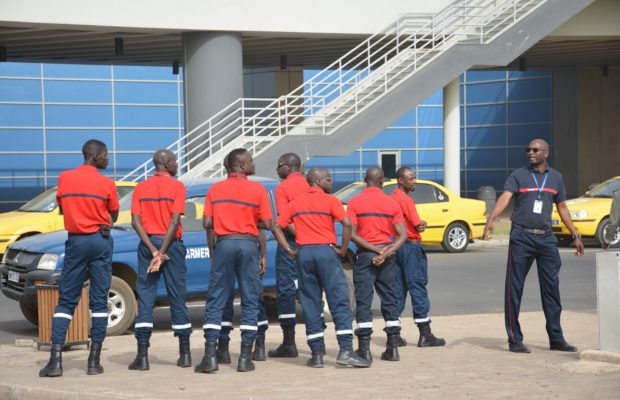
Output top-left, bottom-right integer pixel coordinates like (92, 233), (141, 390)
(570, 210), (588, 218)
(37, 254), (59, 270)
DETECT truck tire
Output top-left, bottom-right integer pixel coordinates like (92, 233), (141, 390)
(105, 276), (137, 336)
(19, 300), (39, 326)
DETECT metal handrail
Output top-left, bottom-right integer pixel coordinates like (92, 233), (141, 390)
(122, 0), (546, 181)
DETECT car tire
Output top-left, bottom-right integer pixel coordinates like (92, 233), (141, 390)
(19, 300), (39, 326)
(595, 217), (620, 248)
(442, 222), (469, 253)
(105, 276), (137, 336)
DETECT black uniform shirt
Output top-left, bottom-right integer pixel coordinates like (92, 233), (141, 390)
(503, 165), (566, 229)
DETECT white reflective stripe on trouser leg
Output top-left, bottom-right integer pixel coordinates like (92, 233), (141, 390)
(92, 313), (108, 318)
(203, 324), (221, 330)
(307, 332), (324, 340)
(53, 313), (72, 320)
(240, 325), (258, 331)
(221, 321), (233, 327)
(336, 330), (353, 335)
(385, 320), (401, 327)
(414, 317), (430, 324)
(357, 322), (372, 329)
(257, 320), (268, 326)
(135, 322), (154, 329)
(278, 314), (296, 319)
(172, 323), (192, 330)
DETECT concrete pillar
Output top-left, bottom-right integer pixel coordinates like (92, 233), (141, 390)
(182, 31), (243, 166)
(443, 77), (460, 195)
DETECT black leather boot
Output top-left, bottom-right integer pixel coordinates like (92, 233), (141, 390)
(417, 322), (446, 347)
(237, 342), (255, 372)
(336, 347), (371, 368)
(306, 344), (324, 368)
(381, 334), (400, 361)
(87, 341), (105, 375)
(177, 338), (192, 368)
(252, 333), (266, 361)
(216, 336), (231, 364)
(39, 343), (63, 377)
(355, 335), (373, 363)
(194, 341), (218, 373)
(267, 330), (298, 358)
(128, 342), (150, 371)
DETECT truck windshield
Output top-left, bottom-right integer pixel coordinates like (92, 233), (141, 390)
(17, 188), (58, 212)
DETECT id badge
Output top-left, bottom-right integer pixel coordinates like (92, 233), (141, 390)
(533, 200), (543, 214)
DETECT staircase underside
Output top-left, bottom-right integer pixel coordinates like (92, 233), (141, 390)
(253, 0), (594, 177)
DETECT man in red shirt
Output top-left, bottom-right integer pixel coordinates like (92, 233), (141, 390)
(195, 148), (273, 373)
(269, 152), (309, 358)
(392, 167), (445, 348)
(40, 139), (119, 378)
(347, 167), (407, 363)
(272, 167), (370, 368)
(127, 149), (193, 371)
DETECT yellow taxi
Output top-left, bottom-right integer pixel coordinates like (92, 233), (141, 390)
(551, 176), (620, 247)
(334, 179), (487, 252)
(0, 181), (136, 257)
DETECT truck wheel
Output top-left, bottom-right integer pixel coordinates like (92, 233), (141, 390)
(19, 300), (39, 326)
(106, 276), (137, 336)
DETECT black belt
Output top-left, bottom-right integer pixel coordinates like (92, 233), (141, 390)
(68, 232), (97, 237)
(216, 234), (258, 242)
(511, 223), (551, 235)
(148, 234), (181, 242)
(407, 240), (421, 244)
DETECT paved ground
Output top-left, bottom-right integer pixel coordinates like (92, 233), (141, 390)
(1, 310), (619, 400)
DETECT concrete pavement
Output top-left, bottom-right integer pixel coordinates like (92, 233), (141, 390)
(1, 310), (619, 400)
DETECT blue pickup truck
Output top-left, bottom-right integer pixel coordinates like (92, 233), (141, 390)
(0, 177), (286, 336)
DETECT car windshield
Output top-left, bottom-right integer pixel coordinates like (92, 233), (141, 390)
(17, 188), (58, 212)
(333, 183), (365, 205)
(584, 178), (620, 198)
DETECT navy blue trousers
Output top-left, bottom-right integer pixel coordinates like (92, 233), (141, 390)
(353, 249), (401, 337)
(275, 231), (298, 332)
(396, 242), (431, 324)
(134, 238), (192, 342)
(203, 238), (261, 344)
(297, 245), (353, 352)
(220, 280), (268, 337)
(505, 228), (565, 344)
(52, 233), (112, 344)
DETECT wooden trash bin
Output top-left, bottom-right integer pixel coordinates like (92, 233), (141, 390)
(37, 283), (90, 349)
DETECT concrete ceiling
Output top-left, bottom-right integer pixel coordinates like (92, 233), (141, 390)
(1, 24), (619, 69)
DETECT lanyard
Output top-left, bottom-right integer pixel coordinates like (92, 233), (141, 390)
(531, 171), (548, 200)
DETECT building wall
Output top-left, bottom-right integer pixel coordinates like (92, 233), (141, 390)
(306, 70), (554, 196)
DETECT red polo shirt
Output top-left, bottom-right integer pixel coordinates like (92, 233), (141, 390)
(277, 187), (346, 246)
(347, 187), (404, 245)
(203, 173), (272, 236)
(275, 172), (309, 215)
(56, 164), (119, 234)
(131, 171), (186, 238)
(392, 187), (423, 241)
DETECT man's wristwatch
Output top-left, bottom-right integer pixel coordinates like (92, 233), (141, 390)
(572, 233), (581, 239)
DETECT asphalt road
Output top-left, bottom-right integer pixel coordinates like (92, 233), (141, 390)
(0, 242), (598, 345)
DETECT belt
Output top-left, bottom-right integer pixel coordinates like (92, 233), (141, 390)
(407, 240), (422, 244)
(68, 232), (97, 237)
(216, 234), (258, 242)
(511, 223), (550, 235)
(148, 234), (181, 241)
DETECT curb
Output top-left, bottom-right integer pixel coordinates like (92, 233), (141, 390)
(0, 384), (135, 400)
(580, 349), (620, 365)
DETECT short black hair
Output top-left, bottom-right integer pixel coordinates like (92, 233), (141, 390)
(396, 166), (413, 180)
(82, 139), (107, 160)
(227, 148), (249, 170)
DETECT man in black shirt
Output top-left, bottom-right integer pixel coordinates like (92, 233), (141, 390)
(483, 139), (584, 353)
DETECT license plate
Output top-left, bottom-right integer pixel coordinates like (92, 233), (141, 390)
(552, 219), (560, 226)
(8, 270), (19, 283)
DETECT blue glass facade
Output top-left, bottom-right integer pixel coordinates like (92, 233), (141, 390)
(305, 70), (553, 195)
(0, 62), (552, 211)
